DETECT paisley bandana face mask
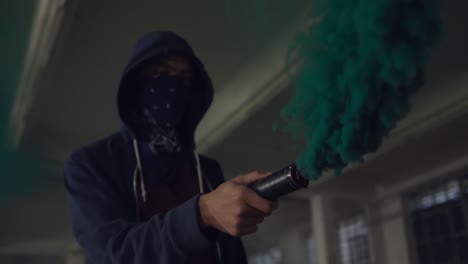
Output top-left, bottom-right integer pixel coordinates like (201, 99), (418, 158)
(137, 73), (191, 154)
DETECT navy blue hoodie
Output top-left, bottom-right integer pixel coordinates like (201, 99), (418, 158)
(64, 31), (247, 264)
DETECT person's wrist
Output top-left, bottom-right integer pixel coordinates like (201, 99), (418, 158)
(198, 194), (212, 230)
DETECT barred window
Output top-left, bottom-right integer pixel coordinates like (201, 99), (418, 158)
(407, 177), (468, 264)
(248, 247), (282, 264)
(337, 215), (371, 264)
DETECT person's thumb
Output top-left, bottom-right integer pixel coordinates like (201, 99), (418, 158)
(231, 170), (272, 186)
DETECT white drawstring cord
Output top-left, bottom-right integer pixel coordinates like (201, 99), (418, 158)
(133, 139), (147, 203)
(194, 151), (204, 193)
(133, 167), (138, 202)
(132, 166), (140, 220)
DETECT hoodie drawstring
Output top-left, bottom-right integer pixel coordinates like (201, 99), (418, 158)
(132, 166), (140, 221)
(133, 139), (147, 203)
(133, 140), (206, 205)
(194, 151), (204, 193)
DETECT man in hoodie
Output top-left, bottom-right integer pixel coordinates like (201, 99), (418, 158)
(64, 31), (278, 264)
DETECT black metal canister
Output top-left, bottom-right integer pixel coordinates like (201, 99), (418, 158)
(249, 163), (309, 200)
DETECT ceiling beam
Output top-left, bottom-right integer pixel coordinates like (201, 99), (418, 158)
(10, 0), (79, 148)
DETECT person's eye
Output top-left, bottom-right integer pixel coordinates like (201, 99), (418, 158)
(150, 65), (170, 74)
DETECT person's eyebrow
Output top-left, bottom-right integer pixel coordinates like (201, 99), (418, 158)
(161, 61), (193, 74)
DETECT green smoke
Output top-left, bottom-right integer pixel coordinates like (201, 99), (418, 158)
(0, 1), (39, 206)
(280, 0), (442, 179)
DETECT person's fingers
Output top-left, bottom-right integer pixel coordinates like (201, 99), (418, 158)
(204, 172), (278, 237)
(237, 225), (259, 236)
(235, 202), (268, 218)
(239, 217), (264, 226)
(231, 170), (272, 185)
(243, 188), (277, 215)
(272, 200), (279, 210)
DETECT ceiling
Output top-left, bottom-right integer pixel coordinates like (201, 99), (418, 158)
(20, 0), (309, 163)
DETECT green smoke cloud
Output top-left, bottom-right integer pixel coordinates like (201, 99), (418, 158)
(280, 0), (442, 179)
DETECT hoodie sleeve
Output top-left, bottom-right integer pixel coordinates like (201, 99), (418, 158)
(64, 152), (214, 264)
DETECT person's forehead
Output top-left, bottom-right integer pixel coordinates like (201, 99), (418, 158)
(164, 54), (191, 63)
(155, 54), (193, 68)
(140, 53), (193, 73)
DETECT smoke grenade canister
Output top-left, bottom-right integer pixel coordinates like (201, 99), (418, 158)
(249, 163), (309, 200)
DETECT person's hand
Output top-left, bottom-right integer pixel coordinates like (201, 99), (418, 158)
(198, 171), (279, 237)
